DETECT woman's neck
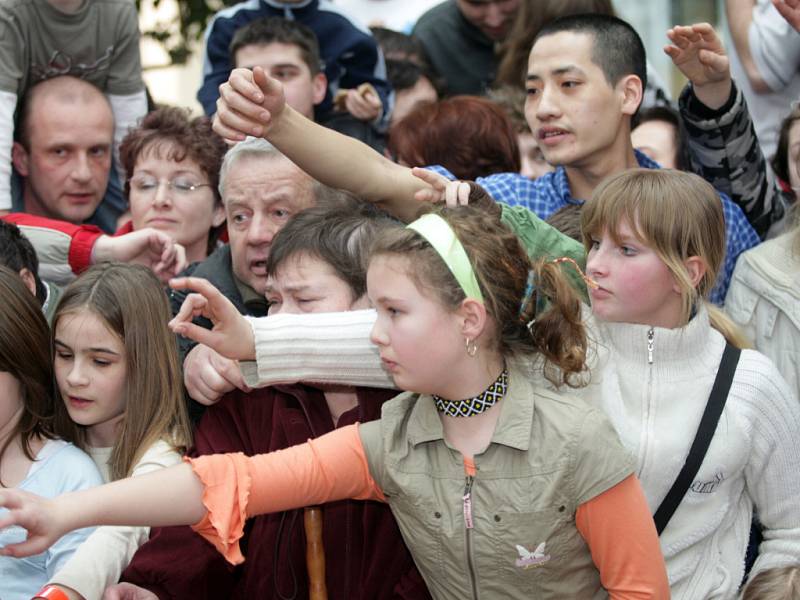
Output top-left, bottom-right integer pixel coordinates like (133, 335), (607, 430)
(185, 236), (211, 265)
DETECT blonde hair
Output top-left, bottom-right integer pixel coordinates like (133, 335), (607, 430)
(581, 169), (751, 348)
(370, 204), (588, 387)
(53, 263), (192, 480)
(740, 565), (800, 600)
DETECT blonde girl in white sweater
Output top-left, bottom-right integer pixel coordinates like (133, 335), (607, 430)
(577, 169), (799, 598)
(38, 263), (192, 600)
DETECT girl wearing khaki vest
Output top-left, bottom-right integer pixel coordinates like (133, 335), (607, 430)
(0, 206), (669, 599)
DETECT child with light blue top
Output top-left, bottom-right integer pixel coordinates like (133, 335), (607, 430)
(0, 265), (102, 600)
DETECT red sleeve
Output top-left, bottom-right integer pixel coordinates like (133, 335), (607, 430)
(3, 212), (104, 273)
(575, 475), (670, 600)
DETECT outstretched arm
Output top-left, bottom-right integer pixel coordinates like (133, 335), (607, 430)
(213, 67), (442, 222)
(0, 463), (205, 559)
(0, 426), (381, 564)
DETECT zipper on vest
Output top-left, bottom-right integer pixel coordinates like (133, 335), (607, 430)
(463, 474), (479, 600)
(463, 475), (474, 529)
(647, 327), (654, 364)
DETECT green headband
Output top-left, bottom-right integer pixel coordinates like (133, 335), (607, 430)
(406, 213), (484, 303)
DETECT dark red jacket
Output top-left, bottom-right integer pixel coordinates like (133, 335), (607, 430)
(121, 384), (431, 600)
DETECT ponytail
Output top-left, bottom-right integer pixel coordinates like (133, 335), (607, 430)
(518, 259), (589, 388)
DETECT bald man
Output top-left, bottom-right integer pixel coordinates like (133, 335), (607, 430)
(10, 76), (116, 227)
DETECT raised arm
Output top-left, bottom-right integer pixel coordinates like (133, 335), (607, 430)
(667, 22), (788, 236)
(213, 67), (437, 222)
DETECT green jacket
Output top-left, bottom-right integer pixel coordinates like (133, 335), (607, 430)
(500, 205), (588, 300)
(359, 362), (634, 600)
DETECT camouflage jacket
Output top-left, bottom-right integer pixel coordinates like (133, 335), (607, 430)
(679, 82), (791, 239)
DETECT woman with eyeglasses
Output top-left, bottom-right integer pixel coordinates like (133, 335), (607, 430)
(2, 107), (228, 282)
(121, 107), (227, 264)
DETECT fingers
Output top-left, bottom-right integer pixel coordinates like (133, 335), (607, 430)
(666, 26), (693, 47)
(170, 320), (217, 348)
(183, 346), (235, 405)
(166, 244), (187, 278)
(229, 67), (263, 102)
(169, 277), (237, 326)
(252, 66), (283, 101)
(215, 94), (264, 140)
(213, 67), (287, 142)
(663, 44), (681, 63)
(170, 292), (211, 330)
(151, 237), (187, 284)
(212, 111), (251, 143)
(412, 167), (451, 204)
(698, 48), (729, 73)
(0, 535), (49, 558)
(444, 181), (471, 207)
(213, 68), (275, 141)
(185, 374), (225, 406)
(344, 88), (381, 121)
(213, 355), (251, 393)
(690, 22), (716, 36)
(410, 166), (447, 188)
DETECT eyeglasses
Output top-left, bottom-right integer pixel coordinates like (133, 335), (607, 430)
(128, 176), (213, 195)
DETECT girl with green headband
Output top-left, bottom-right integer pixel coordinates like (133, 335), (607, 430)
(0, 206), (669, 599)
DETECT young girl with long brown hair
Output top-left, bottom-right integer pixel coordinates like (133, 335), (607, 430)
(0, 207), (669, 599)
(33, 263), (192, 600)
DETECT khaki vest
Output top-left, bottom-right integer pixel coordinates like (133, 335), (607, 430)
(360, 363), (635, 600)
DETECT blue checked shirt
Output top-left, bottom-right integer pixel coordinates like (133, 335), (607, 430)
(427, 151), (759, 304)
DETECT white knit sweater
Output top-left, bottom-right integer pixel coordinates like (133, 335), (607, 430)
(242, 308), (800, 599)
(585, 308), (800, 599)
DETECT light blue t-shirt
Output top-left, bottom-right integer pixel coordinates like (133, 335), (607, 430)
(0, 439), (103, 600)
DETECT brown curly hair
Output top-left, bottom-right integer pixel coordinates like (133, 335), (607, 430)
(370, 203), (588, 387)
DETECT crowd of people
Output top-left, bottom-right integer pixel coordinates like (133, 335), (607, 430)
(0, 0), (800, 598)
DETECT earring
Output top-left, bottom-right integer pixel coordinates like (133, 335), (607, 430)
(465, 337), (478, 357)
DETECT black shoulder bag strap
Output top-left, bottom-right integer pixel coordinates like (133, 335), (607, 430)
(653, 342), (741, 535)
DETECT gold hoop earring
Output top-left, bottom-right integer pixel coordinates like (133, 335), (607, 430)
(465, 337), (478, 357)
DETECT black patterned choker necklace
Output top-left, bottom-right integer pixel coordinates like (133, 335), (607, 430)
(433, 369), (508, 417)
